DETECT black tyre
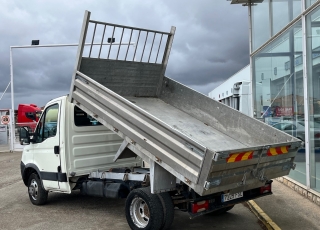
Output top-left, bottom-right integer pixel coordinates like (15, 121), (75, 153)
(207, 205), (235, 216)
(125, 187), (164, 230)
(157, 192), (174, 230)
(27, 173), (48, 205)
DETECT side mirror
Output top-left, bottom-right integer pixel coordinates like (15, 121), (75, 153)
(19, 126), (30, 145)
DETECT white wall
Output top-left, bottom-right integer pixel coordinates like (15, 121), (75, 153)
(208, 65), (252, 116)
(208, 65), (250, 100)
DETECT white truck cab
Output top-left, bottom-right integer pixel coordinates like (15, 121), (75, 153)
(20, 95), (141, 197)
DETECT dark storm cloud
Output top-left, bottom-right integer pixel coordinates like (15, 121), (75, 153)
(0, 0), (249, 109)
(11, 47), (76, 92)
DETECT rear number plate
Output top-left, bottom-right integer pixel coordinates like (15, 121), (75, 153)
(221, 192), (243, 202)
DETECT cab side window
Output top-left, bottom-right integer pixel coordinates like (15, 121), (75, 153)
(74, 106), (102, 126)
(34, 104), (59, 143)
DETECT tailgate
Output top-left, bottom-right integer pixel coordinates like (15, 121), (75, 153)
(195, 142), (300, 196)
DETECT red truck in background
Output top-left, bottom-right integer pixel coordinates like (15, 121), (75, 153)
(17, 104), (42, 131)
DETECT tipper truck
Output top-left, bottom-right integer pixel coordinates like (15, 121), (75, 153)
(19, 11), (301, 230)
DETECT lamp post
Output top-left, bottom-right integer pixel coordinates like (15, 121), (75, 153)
(9, 46), (14, 152)
(9, 41), (135, 151)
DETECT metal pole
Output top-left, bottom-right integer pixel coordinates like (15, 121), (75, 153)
(132, 43), (136, 61)
(156, 26), (176, 96)
(301, 0), (311, 189)
(248, 3), (254, 117)
(304, 3), (312, 188)
(0, 81), (11, 101)
(269, 0), (274, 37)
(9, 47), (15, 152)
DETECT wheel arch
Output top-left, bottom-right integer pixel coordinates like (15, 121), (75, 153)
(21, 162), (45, 189)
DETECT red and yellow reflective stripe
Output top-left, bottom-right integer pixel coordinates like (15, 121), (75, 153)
(267, 146), (289, 156)
(226, 151), (254, 163)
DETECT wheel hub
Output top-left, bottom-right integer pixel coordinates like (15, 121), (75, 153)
(130, 197), (150, 228)
(28, 179), (38, 200)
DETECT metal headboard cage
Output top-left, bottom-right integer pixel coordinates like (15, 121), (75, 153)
(70, 10), (176, 99)
(80, 11), (175, 64)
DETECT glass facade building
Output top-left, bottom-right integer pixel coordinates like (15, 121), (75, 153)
(246, 0), (320, 192)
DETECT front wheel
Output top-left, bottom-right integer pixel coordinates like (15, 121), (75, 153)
(27, 173), (48, 205)
(125, 187), (164, 230)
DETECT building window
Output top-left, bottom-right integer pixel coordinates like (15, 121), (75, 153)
(253, 19), (305, 186)
(305, 6), (320, 192)
(252, 1), (270, 51)
(251, 0), (302, 52)
(306, 0), (318, 9)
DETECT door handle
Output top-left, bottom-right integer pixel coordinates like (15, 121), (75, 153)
(54, 146), (60, 154)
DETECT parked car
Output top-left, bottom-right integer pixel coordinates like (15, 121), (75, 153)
(272, 121), (320, 147)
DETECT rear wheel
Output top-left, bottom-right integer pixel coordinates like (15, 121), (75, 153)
(27, 173), (48, 205)
(125, 187), (164, 230)
(157, 192), (175, 230)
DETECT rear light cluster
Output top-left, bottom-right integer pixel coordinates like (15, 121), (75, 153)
(191, 182), (272, 214)
(260, 183), (272, 194)
(191, 200), (209, 213)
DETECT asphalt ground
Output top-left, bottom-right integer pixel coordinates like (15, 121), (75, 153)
(0, 145), (9, 153)
(0, 151), (265, 230)
(253, 180), (320, 230)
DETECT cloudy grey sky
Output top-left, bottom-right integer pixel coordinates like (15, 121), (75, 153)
(0, 0), (249, 109)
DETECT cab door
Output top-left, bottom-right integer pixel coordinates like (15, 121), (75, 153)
(32, 101), (63, 190)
